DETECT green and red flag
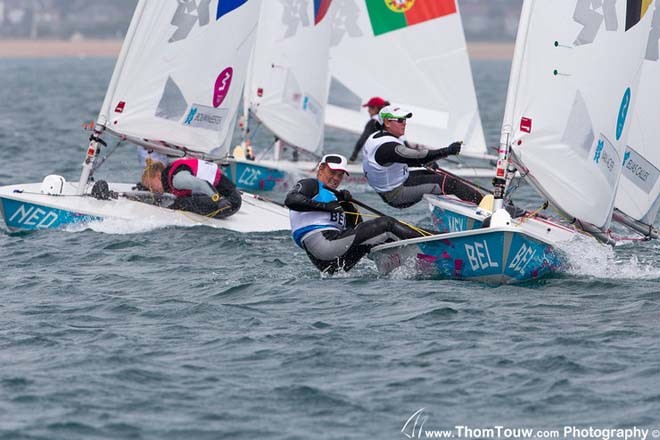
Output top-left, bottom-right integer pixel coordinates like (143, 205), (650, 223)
(366, 0), (457, 36)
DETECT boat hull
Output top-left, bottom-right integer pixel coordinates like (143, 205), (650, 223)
(223, 159), (495, 191)
(221, 159), (289, 192)
(427, 195), (577, 244)
(370, 227), (565, 284)
(0, 182), (290, 233)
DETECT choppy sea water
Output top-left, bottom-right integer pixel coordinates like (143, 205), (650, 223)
(1, 58), (659, 440)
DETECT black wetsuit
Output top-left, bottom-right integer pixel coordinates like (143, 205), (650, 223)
(349, 118), (382, 162)
(285, 178), (423, 274)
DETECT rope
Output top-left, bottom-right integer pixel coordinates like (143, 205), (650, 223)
(425, 165), (489, 194)
(342, 210), (434, 237)
(517, 201), (548, 225)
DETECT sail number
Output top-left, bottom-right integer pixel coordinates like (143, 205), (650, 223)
(9, 204), (59, 228)
(508, 243), (537, 275)
(464, 240), (499, 271)
(237, 167), (262, 188)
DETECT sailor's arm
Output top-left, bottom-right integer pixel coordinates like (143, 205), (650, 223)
(285, 179), (339, 212)
(375, 141), (461, 167)
(171, 170), (216, 196)
(350, 120), (379, 162)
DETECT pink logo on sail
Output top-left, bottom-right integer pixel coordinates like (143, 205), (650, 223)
(213, 67), (233, 108)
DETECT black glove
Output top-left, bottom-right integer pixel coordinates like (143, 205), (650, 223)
(325, 201), (344, 213)
(336, 189), (352, 202)
(426, 161), (440, 170)
(446, 141), (462, 156)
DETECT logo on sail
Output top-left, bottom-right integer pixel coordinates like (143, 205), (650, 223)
(183, 104), (228, 131)
(170, 0), (249, 43)
(214, 67), (233, 108)
(366, 0), (456, 36)
(621, 147), (660, 193)
(574, 0), (654, 45)
(616, 87), (631, 140)
(593, 135), (619, 185)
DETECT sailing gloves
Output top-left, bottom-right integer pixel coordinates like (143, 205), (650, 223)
(336, 189), (352, 202)
(446, 141), (462, 156)
(325, 201), (344, 213)
(324, 189), (352, 213)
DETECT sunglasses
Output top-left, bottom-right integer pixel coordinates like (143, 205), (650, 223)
(323, 155), (343, 164)
(388, 118), (407, 123)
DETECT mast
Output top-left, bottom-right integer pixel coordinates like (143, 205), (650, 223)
(492, 0), (535, 213)
(77, 0), (148, 195)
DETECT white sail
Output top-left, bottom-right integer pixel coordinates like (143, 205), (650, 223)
(614, 5), (660, 226)
(505, 0), (655, 229)
(245, 0), (334, 156)
(98, 0), (262, 157)
(327, 0), (487, 157)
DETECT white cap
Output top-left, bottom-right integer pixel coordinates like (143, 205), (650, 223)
(320, 153), (349, 175)
(379, 105), (413, 122)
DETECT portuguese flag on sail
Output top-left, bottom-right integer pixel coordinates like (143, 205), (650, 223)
(366, 0), (457, 36)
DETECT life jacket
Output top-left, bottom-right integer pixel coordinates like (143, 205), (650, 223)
(289, 181), (347, 248)
(362, 131), (409, 192)
(165, 158), (221, 197)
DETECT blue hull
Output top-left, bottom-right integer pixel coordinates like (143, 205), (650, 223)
(222, 161), (287, 192)
(431, 202), (484, 233)
(0, 197), (100, 231)
(372, 228), (564, 284)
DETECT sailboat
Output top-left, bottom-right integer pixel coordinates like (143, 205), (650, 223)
(0, 0), (289, 233)
(326, 0), (495, 177)
(369, 0), (658, 283)
(223, 0), (496, 193)
(220, 0), (336, 192)
(612, 6), (660, 239)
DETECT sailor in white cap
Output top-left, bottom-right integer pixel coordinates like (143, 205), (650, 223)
(362, 104), (484, 208)
(285, 153), (423, 274)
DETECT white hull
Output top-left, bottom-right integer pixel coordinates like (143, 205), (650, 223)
(0, 182), (289, 233)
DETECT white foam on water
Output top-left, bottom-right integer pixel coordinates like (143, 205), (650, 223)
(64, 217), (196, 235)
(557, 234), (660, 280)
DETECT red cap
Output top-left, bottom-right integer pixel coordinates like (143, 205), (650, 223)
(362, 97), (386, 108)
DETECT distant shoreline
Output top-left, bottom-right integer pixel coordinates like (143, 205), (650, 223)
(0, 39), (514, 60)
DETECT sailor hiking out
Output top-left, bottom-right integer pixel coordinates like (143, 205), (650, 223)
(286, 153), (424, 274)
(140, 158), (242, 219)
(362, 105), (484, 208)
